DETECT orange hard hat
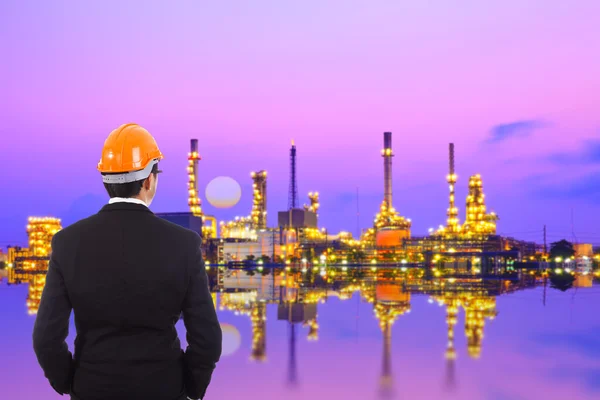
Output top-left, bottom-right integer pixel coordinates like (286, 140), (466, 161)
(98, 123), (164, 184)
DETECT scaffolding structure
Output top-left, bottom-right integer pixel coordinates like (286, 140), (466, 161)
(221, 170), (268, 239)
(8, 217), (62, 315)
(446, 143), (460, 235)
(461, 174), (499, 238)
(251, 170), (268, 230)
(303, 192), (320, 214)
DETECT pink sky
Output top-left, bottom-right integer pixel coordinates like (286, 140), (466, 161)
(1, 0), (599, 245)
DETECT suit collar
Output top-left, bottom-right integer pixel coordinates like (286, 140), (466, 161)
(108, 197), (148, 207)
(99, 202), (154, 214)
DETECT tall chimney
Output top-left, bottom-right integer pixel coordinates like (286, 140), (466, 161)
(188, 139), (202, 216)
(446, 143), (458, 233)
(288, 140), (298, 210)
(382, 132), (393, 207)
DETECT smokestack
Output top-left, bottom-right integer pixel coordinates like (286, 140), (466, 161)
(449, 143), (455, 175)
(190, 139), (199, 197)
(288, 140), (298, 210)
(382, 132), (393, 207)
(446, 143), (458, 233)
(188, 139), (202, 216)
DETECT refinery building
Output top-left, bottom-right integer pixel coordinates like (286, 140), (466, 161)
(159, 130), (541, 270)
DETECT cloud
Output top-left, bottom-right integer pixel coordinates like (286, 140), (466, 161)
(532, 172), (600, 202)
(487, 120), (547, 143)
(547, 139), (600, 166)
(564, 173), (600, 200)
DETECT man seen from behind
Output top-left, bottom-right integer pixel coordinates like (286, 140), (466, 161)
(32, 123), (222, 400)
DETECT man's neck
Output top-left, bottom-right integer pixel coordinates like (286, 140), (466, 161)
(130, 195), (146, 204)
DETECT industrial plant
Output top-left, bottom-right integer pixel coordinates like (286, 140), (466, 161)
(164, 130), (547, 272)
(3, 129), (598, 317)
(5, 217), (62, 315)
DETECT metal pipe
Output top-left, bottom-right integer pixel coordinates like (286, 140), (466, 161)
(447, 143), (458, 232)
(383, 132), (393, 207)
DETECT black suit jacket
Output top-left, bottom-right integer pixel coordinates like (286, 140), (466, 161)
(32, 202), (222, 400)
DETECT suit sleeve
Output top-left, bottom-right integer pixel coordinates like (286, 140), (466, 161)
(33, 234), (74, 395)
(182, 233), (222, 400)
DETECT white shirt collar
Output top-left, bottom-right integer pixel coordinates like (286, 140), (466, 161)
(108, 197), (148, 207)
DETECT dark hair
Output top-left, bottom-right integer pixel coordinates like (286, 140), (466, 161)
(103, 163), (160, 198)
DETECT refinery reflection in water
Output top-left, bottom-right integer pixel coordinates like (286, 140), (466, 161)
(214, 267), (535, 398)
(3, 263), (599, 399)
(1, 199), (596, 399)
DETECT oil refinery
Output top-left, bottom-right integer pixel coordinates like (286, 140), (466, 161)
(4, 129), (598, 307)
(171, 131), (546, 270)
(5, 217), (62, 315)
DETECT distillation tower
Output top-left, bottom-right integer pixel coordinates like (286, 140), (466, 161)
(188, 139), (202, 216)
(446, 143), (460, 235)
(370, 132), (411, 246)
(434, 144), (499, 240)
(461, 175), (499, 237)
(187, 139), (216, 237)
(250, 170), (268, 230)
(220, 170), (268, 239)
(8, 217), (62, 314)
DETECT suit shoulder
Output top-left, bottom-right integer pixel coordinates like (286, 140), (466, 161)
(53, 213), (102, 242)
(152, 216), (201, 241)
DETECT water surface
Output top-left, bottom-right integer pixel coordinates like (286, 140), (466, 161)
(1, 276), (598, 400)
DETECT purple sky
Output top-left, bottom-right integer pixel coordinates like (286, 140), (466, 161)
(1, 1), (600, 246)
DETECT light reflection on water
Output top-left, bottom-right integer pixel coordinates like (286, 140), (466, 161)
(1, 272), (599, 400)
